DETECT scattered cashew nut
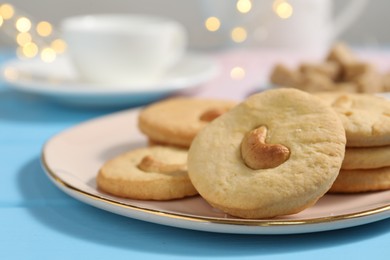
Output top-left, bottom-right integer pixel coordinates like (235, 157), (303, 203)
(199, 108), (228, 122)
(241, 126), (290, 169)
(332, 95), (353, 108)
(137, 155), (187, 173)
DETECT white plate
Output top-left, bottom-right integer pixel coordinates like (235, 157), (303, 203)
(1, 53), (218, 107)
(41, 108), (390, 234)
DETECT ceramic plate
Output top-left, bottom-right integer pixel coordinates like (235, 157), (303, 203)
(1, 53), (218, 107)
(41, 107), (390, 234)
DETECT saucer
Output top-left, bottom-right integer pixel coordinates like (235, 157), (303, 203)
(1, 53), (219, 107)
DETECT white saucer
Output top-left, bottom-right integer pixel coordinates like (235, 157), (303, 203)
(1, 53), (218, 107)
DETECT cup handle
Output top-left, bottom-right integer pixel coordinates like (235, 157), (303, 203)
(331, 0), (368, 39)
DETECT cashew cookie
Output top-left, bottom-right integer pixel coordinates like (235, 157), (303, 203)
(97, 146), (198, 200)
(330, 167), (390, 193)
(188, 88), (346, 219)
(316, 92), (390, 147)
(138, 97), (237, 148)
(342, 145), (390, 170)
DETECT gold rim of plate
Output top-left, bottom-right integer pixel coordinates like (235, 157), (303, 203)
(41, 153), (390, 228)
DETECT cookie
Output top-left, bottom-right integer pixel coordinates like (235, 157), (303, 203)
(138, 97), (237, 148)
(342, 145), (390, 170)
(329, 167), (390, 193)
(188, 88), (346, 219)
(97, 146), (198, 200)
(316, 92), (390, 147)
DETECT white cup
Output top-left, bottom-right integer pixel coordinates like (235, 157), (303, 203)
(254, 0), (368, 55)
(200, 0), (367, 55)
(61, 14), (187, 85)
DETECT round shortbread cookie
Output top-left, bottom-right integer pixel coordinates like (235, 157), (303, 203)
(188, 88), (346, 219)
(97, 146), (198, 200)
(138, 97), (237, 148)
(329, 167), (390, 193)
(316, 92), (390, 147)
(342, 145), (390, 170)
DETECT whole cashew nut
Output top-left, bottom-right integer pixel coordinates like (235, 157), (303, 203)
(137, 155), (187, 174)
(241, 126), (290, 169)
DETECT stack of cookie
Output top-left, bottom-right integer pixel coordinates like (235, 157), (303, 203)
(317, 92), (390, 193)
(97, 97), (236, 201)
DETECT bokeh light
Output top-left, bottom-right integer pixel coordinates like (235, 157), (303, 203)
(36, 21), (52, 37)
(3, 67), (18, 81)
(16, 32), (32, 46)
(22, 42), (38, 58)
(230, 66), (246, 80)
(231, 27), (247, 43)
(15, 17), (31, 32)
(40, 47), (56, 63)
(0, 5), (67, 62)
(51, 39), (67, 54)
(205, 16), (221, 32)
(236, 0), (252, 14)
(273, 0), (293, 19)
(0, 4), (15, 20)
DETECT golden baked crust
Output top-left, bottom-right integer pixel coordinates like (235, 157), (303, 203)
(316, 92), (390, 147)
(329, 167), (390, 193)
(342, 146), (390, 170)
(138, 97), (237, 148)
(188, 88), (346, 219)
(97, 146), (198, 200)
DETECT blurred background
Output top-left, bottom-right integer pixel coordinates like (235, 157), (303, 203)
(0, 0), (389, 52)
